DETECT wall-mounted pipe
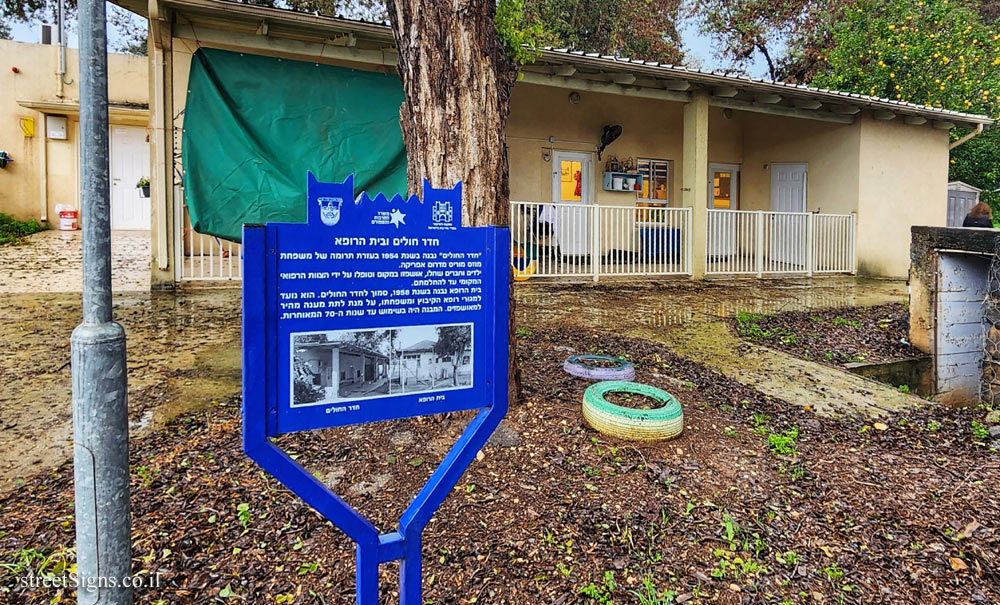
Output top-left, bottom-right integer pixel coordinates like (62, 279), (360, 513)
(57, 0), (74, 92)
(949, 123), (985, 150)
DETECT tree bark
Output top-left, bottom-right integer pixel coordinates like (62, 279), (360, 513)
(386, 0), (521, 404)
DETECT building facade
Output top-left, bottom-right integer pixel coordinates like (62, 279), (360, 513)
(0, 39), (150, 228)
(112, 0), (993, 285)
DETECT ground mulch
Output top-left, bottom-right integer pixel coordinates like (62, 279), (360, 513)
(1, 325), (998, 604)
(732, 303), (924, 367)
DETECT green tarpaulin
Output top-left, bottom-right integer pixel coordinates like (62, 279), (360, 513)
(182, 48), (407, 242)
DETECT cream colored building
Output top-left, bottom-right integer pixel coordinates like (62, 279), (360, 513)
(113, 0), (992, 287)
(0, 39), (150, 228)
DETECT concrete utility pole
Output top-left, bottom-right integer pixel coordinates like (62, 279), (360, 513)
(72, 0), (133, 603)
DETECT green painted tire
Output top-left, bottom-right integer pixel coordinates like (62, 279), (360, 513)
(582, 381), (684, 441)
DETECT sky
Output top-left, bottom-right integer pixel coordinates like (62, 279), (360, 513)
(7, 8), (776, 80)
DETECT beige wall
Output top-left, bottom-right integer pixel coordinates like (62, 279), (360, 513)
(740, 114), (861, 216)
(507, 85), (866, 217)
(0, 39), (148, 223)
(857, 115), (950, 278)
(508, 83), (685, 207)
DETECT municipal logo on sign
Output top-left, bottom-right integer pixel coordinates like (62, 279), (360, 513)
(430, 200), (457, 230)
(317, 197), (343, 226)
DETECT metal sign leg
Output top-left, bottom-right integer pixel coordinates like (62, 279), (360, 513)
(355, 544), (380, 605)
(399, 535), (422, 605)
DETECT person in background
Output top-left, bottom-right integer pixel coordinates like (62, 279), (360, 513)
(963, 202), (994, 228)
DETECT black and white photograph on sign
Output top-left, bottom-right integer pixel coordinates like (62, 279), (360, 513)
(291, 323), (474, 406)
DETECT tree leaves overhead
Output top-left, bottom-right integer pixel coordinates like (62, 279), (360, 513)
(795, 0), (1000, 115)
(522, 0), (685, 64)
(0, 0), (59, 23)
(283, 0), (387, 22)
(691, 0), (819, 80)
(794, 0), (1000, 203)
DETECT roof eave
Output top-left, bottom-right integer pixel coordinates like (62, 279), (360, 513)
(116, 0), (992, 128)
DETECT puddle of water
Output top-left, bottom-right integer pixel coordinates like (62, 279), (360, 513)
(0, 275), (911, 490)
(0, 288), (241, 492)
(517, 277), (907, 328)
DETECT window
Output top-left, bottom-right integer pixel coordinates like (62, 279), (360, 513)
(638, 159), (670, 205)
(559, 160), (583, 201)
(340, 371), (345, 380)
(356, 369), (361, 378)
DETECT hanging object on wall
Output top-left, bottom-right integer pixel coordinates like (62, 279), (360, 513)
(597, 124), (622, 160)
(46, 115), (68, 140)
(0, 151), (13, 169)
(20, 117), (35, 138)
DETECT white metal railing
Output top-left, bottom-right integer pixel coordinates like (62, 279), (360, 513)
(174, 187), (243, 282)
(706, 209), (855, 276)
(597, 205), (692, 276)
(510, 201), (692, 280)
(812, 213), (856, 274)
(170, 200), (851, 283)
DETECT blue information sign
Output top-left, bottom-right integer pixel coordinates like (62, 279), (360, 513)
(242, 173), (509, 604)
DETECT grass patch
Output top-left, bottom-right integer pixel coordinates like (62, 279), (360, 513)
(735, 311), (796, 344)
(767, 427), (800, 456)
(0, 213), (46, 245)
(832, 317), (861, 328)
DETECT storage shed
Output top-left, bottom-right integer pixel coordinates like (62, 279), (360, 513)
(946, 181), (982, 227)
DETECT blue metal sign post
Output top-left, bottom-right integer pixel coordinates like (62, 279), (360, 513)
(242, 173), (509, 604)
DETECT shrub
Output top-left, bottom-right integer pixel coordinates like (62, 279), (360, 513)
(0, 213), (46, 245)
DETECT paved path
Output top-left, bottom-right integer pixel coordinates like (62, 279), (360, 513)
(0, 229), (150, 293)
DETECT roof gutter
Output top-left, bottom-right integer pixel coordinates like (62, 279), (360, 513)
(949, 123), (985, 150)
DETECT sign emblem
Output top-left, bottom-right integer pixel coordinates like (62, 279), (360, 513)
(432, 200), (453, 225)
(316, 196), (343, 226)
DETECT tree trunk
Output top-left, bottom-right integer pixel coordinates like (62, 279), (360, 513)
(386, 0), (521, 404)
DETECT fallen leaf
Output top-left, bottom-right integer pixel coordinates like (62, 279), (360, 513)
(959, 521), (981, 539)
(873, 422), (888, 431)
(949, 557), (968, 571)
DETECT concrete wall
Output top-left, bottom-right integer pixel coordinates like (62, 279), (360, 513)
(858, 116), (950, 278)
(340, 351), (364, 384)
(0, 39), (149, 222)
(507, 88), (868, 218)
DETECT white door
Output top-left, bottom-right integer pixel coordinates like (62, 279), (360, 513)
(110, 125), (151, 230)
(769, 163), (808, 267)
(549, 151), (594, 256)
(707, 163), (740, 257)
